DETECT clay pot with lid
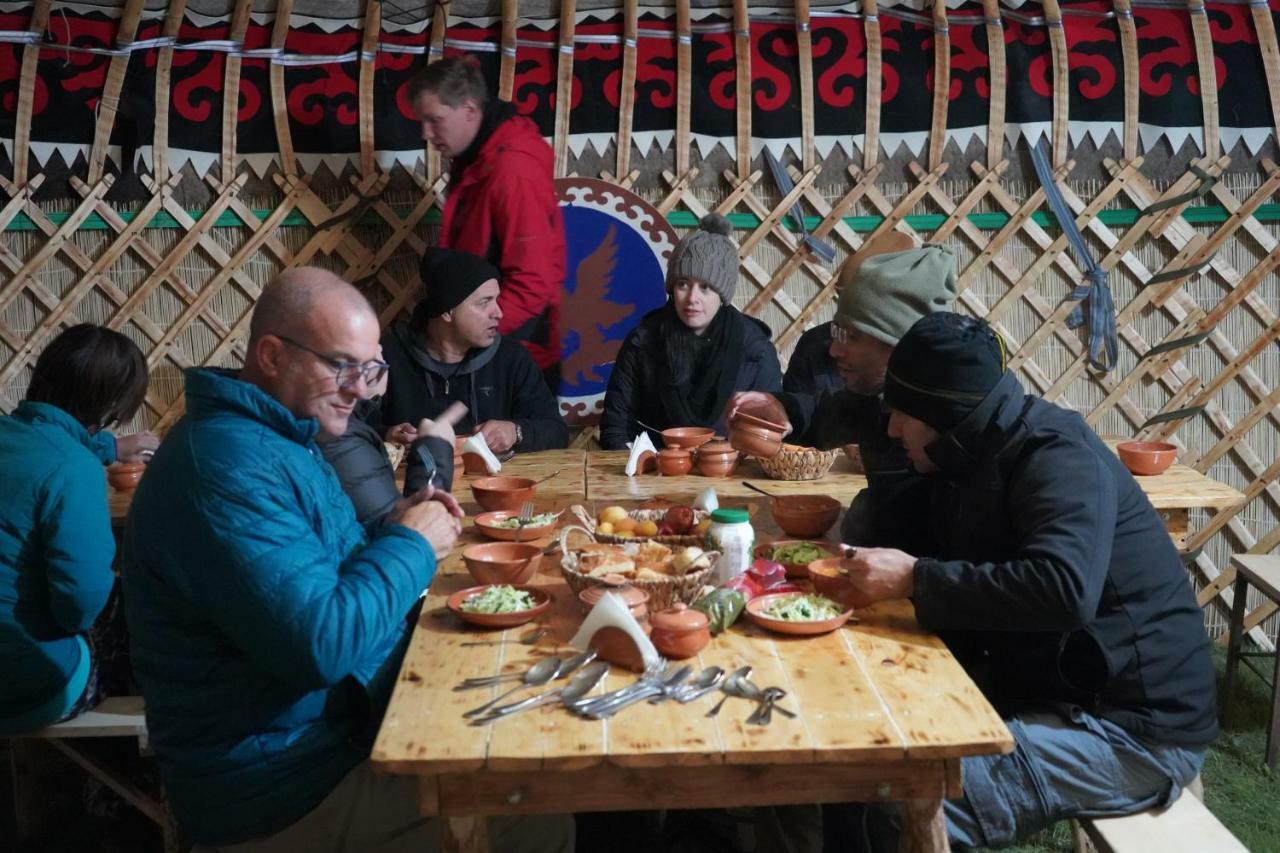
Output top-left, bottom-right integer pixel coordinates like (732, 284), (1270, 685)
(656, 448), (694, 476)
(728, 412), (786, 459)
(695, 440), (740, 478)
(649, 603), (711, 660)
(579, 575), (651, 626)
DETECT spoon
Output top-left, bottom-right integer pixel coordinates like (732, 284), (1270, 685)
(532, 469), (563, 487)
(590, 665), (693, 718)
(743, 481), (782, 500)
(705, 665), (752, 718)
(674, 665), (725, 703)
(460, 627), (547, 648)
(475, 661), (611, 723)
(738, 678), (797, 720)
(462, 650), (599, 718)
(462, 656), (563, 717)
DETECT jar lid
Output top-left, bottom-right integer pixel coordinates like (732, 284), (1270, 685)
(657, 447), (691, 458)
(700, 440), (734, 454)
(580, 579), (649, 609)
(649, 602), (708, 633)
(710, 508), (750, 524)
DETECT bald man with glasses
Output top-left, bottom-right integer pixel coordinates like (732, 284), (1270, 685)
(124, 268), (572, 853)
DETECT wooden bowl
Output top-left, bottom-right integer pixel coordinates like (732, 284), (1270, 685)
(744, 593), (853, 636)
(770, 495), (841, 538)
(447, 584), (551, 629)
(474, 511), (559, 542)
(753, 540), (838, 579)
(470, 476), (537, 512)
(661, 427), (715, 450)
(107, 462), (146, 492)
(461, 542), (543, 584)
(1117, 441), (1177, 476)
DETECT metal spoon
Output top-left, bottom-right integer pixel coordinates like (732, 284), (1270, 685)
(460, 627), (547, 648)
(743, 481), (782, 500)
(739, 679), (797, 720)
(674, 665), (725, 704)
(461, 656), (562, 718)
(457, 652), (564, 690)
(589, 665), (693, 718)
(705, 666), (753, 718)
(474, 661), (611, 723)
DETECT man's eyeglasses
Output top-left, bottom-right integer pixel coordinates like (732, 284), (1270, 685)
(829, 322), (854, 345)
(277, 335), (389, 389)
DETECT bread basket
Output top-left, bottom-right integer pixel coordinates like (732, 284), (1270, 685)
(755, 445), (839, 481)
(557, 525), (718, 610)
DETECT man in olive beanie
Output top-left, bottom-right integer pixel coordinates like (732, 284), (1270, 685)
(834, 243), (957, 347)
(835, 310), (1217, 851)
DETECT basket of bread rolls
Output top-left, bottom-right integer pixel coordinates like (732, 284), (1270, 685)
(557, 525), (718, 610)
(755, 443), (840, 480)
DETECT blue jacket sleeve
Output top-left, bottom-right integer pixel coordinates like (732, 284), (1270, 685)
(185, 469), (436, 692)
(912, 433), (1117, 633)
(88, 430), (118, 465)
(39, 464), (116, 634)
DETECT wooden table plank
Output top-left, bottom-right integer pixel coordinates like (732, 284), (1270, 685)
(1102, 440), (1244, 510)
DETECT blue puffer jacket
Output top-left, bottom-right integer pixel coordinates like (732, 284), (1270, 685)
(0, 402), (115, 730)
(123, 369), (436, 845)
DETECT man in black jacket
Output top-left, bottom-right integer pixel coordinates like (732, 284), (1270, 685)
(369, 248), (569, 459)
(841, 313), (1217, 850)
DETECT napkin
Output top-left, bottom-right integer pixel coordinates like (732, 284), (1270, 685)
(624, 431), (657, 477)
(461, 433), (502, 474)
(570, 590), (660, 666)
(693, 487), (719, 512)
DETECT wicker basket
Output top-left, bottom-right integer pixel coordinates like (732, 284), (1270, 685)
(568, 505), (708, 547)
(557, 526), (718, 610)
(756, 445), (840, 481)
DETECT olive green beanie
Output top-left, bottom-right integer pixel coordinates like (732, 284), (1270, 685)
(834, 244), (958, 346)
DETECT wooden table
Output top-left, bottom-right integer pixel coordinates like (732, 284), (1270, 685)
(373, 512), (1014, 853)
(585, 449), (868, 505)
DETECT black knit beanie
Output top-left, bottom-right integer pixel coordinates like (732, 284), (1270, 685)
(415, 248), (500, 320)
(883, 312), (1008, 433)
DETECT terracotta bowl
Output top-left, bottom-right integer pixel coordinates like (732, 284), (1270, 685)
(462, 542), (543, 585)
(107, 462), (146, 492)
(770, 494), (841, 538)
(474, 511), (559, 542)
(447, 584), (551, 629)
(696, 443), (740, 478)
(661, 426), (715, 450)
(753, 539), (838, 579)
(589, 625), (649, 672)
(1117, 441), (1177, 476)
(807, 557), (855, 603)
(470, 476), (537, 512)
(655, 448), (694, 476)
(744, 592), (854, 636)
(728, 413), (787, 459)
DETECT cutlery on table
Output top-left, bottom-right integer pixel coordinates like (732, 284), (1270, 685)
(705, 666), (753, 718)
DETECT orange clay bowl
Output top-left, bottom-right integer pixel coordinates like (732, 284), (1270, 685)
(770, 494), (841, 538)
(728, 413), (787, 459)
(474, 511), (560, 542)
(745, 593), (854, 636)
(447, 584), (552, 629)
(753, 540), (839, 579)
(107, 462), (146, 492)
(661, 426), (715, 450)
(807, 557), (856, 603)
(461, 542), (543, 585)
(470, 476), (537, 512)
(1117, 441), (1177, 476)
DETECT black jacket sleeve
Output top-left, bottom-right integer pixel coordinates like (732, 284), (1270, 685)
(912, 431), (1118, 633)
(742, 333), (784, 395)
(507, 344), (570, 451)
(598, 327), (645, 450)
(783, 322), (838, 396)
(403, 435), (455, 495)
(320, 421), (400, 527)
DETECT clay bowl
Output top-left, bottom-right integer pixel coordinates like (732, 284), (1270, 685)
(753, 539), (838, 579)
(728, 413), (787, 459)
(107, 462), (146, 492)
(807, 557), (855, 603)
(649, 603), (711, 660)
(744, 592), (854, 636)
(470, 476), (537, 512)
(589, 625), (649, 672)
(578, 580), (650, 625)
(696, 441), (740, 478)
(770, 494), (841, 538)
(462, 542), (543, 585)
(661, 426), (715, 450)
(447, 584), (551, 629)
(474, 511), (560, 542)
(1117, 441), (1177, 476)
(656, 448), (694, 476)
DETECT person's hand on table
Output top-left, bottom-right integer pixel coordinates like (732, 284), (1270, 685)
(476, 419), (519, 454)
(117, 431), (160, 463)
(415, 401), (467, 448)
(724, 392), (792, 436)
(842, 547), (917, 603)
(389, 485), (464, 558)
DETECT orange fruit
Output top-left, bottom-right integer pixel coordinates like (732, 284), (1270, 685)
(596, 522), (614, 536)
(636, 520), (659, 537)
(612, 516), (638, 534)
(600, 506), (629, 525)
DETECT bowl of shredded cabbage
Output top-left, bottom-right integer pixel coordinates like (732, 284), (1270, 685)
(744, 592), (853, 636)
(474, 510), (562, 542)
(447, 584), (552, 628)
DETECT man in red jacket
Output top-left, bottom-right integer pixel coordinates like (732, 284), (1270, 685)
(409, 58), (566, 396)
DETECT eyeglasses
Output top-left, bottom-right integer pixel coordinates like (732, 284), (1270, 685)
(277, 335), (389, 390)
(830, 323), (854, 344)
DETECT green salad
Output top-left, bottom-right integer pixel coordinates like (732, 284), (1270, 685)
(459, 585), (536, 614)
(762, 594), (844, 622)
(492, 512), (557, 529)
(771, 542), (827, 566)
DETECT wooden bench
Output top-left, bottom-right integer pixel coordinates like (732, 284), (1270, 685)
(8, 696), (182, 852)
(1221, 553), (1280, 768)
(1073, 781), (1245, 853)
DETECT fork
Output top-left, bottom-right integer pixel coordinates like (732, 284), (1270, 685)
(514, 500), (536, 543)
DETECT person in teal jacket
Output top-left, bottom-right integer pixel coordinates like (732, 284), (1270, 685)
(124, 269), (571, 853)
(0, 324), (148, 733)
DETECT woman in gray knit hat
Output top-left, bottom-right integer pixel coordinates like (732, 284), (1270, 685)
(598, 214), (783, 449)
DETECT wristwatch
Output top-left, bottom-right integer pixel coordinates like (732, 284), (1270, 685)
(513, 423), (524, 447)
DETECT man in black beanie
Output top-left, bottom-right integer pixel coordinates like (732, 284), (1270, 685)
(836, 312), (1217, 850)
(368, 248), (568, 474)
